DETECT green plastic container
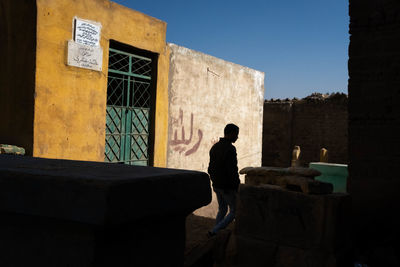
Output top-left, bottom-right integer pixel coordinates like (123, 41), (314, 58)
(309, 162), (348, 193)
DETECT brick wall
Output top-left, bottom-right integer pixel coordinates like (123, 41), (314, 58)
(262, 93), (348, 167)
(262, 101), (293, 167)
(349, 0), (400, 253)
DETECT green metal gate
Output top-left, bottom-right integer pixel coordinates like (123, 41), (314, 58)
(105, 47), (153, 166)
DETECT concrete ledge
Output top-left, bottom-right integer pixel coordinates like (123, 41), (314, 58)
(240, 166), (321, 178)
(0, 155), (212, 267)
(245, 174), (333, 194)
(0, 155), (211, 225)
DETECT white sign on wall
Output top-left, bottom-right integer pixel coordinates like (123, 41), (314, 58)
(74, 17), (101, 47)
(67, 40), (103, 71)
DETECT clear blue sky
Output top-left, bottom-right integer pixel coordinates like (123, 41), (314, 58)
(112, 0), (349, 99)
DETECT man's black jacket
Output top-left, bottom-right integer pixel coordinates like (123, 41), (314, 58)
(207, 138), (240, 190)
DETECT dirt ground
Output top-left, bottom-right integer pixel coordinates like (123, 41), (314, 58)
(185, 213), (235, 266)
(185, 213), (216, 256)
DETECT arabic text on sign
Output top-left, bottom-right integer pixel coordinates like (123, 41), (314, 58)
(74, 18), (101, 47)
(67, 40), (103, 71)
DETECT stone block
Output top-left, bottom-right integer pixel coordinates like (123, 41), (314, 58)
(229, 235), (278, 267)
(245, 173), (282, 186)
(245, 174), (333, 194)
(0, 154), (212, 267)
(0, 212), (187, 267)
(240, 166), (321, 178)
(212, 229), (231, 264)
(235, 184), (326, 249)
(287, 166), (321, 177)
(0, 144), (25, 155)
(321, 193), (352, 251)
(223, 232), (238, 266)
(240, 166), (288, 176)
(282, 176), (333, 194)
(275, 246), (334, 267)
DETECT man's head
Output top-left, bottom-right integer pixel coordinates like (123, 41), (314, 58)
(224, 123), (239, 143)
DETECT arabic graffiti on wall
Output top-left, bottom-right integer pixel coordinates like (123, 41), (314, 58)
(170, 109), (203, 156)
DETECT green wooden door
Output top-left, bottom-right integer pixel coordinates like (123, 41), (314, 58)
(105, 47), (152, 166)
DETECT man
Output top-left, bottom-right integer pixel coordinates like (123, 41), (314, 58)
(207, 123), (240, 236)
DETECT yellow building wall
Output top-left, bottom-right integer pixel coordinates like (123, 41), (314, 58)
(34, 0), (169, 166)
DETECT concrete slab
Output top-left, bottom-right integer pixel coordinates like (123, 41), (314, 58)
(0, 154), (211, 225)
(0, 154), (212, 267)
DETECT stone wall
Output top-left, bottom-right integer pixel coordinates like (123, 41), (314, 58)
(0, 154), (211, 267)
(263, 93), (348, 167)
(167, 43), (265, 217)
(349, 0), (400, 263)
(262, 101), (293, 167)
(228, 184), (351, 267)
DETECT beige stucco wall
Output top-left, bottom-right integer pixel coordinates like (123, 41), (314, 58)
(33, 0), (169, 166)
(167, 43), (264, 217)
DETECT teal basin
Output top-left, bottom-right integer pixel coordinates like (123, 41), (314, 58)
(309, 162), (348, 193)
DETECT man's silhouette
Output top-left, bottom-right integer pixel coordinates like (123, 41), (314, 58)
(207, 123), (240, 236)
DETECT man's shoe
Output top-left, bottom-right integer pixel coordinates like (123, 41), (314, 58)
(207, 231), (216, 238)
